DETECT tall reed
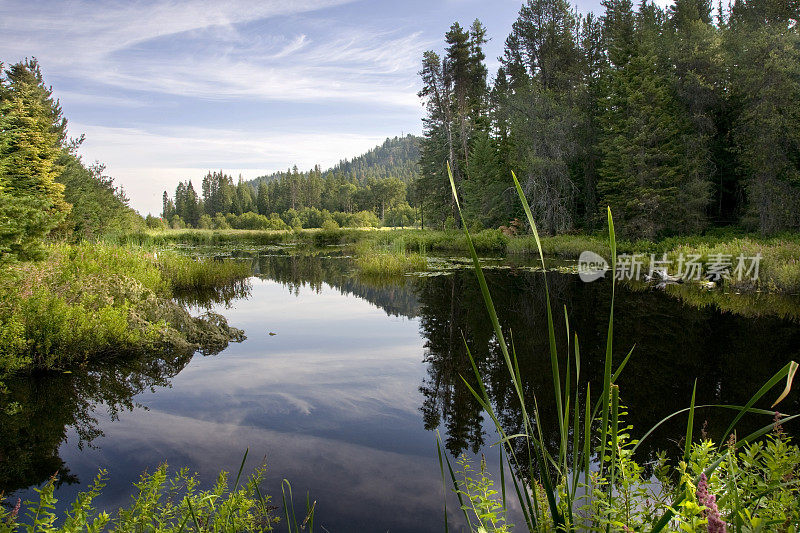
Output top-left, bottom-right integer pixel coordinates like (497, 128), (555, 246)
(441, 163), (799, 532)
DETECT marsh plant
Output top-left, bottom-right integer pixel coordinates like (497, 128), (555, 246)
(439, 164), (800, 532)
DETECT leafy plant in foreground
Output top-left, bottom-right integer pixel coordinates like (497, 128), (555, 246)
(0, 452), (320, 532)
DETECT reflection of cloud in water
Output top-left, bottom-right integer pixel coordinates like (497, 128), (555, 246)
(63, 410), (459, 532)
(151, 279), (427, 423)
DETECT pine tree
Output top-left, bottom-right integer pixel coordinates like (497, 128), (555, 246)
(0, 59), (71, 260)
(597, 1), (710, 238)
(498, 0), (583, 233)
(727, 0), (800, 233)
(257, 182), (270, 215)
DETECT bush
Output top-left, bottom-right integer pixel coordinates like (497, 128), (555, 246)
(230, 212), (286, 230)
(321, 218), (339, 231)
(197, 213), (213, 229)
(385, 203), (416, 228)
(144, 215), (166, 230)
(213, 214), (231, 229)
(169, 215), (185, 229)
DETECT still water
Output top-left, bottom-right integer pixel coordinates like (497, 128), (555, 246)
(3, 251), (800, 531)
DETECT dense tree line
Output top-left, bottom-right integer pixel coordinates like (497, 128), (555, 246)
(0, 59), (140, 261)
(417, 0), (800, 237)
(162, 136), (421, 229)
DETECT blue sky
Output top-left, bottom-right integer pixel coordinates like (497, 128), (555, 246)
(1, 0), (670, 215)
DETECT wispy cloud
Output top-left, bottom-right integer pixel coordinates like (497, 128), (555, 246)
(0, 0), (354, 61)
(1, 0), (428, 107)
(0, 0), (435, 214)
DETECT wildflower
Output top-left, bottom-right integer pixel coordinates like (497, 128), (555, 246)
(773, 411), (785, 437)
(7, 498), (21, 523)
(696, 473), (726, 533)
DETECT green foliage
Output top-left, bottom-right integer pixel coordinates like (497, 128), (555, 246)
(597, 23), (710, 239)
(728, 1), (800, 234)
(0, 242), (247, 374)
(156, 252), (251, 292)
(417, 0), (800, 237)
(0, 59), (69, 261)
(354, 247), (427, 277)
(0, 464), (280, 532)
(454, 454), (511, 533)
(56, 157), (144, 240)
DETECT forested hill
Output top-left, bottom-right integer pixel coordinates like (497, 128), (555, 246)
(249, 134), (420, 187)
(329, 134), (420, 183)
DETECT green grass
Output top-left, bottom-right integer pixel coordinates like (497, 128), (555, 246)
(156, 251), (252, 292)
(0, 242), (249, 374)
(112, 226), (800, 294)
(113, 228), (295, 246)
(354, 248), (427, 276)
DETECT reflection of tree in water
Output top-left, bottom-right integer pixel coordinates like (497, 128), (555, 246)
(249, 253), (800, 464)
(0, 320), (243, 495)
(254, 253), (420, 318)
(174, 278), (252, 309)
(413, 269), (800, 471)
(417, 273), (489, 455)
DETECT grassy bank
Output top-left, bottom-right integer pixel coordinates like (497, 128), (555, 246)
(126, 227), (800, 294)
(0, 242), (250, 376)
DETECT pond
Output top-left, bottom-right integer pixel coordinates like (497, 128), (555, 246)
(3, 249), (800, 531)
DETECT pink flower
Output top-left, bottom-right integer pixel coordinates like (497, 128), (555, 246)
(8, 498), (20, 522)
(697, 473), (727, 533)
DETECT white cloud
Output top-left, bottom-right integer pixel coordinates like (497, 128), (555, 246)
(0, 0), (428, 107)
(0, 0), (354, 62)
(0, 0), (432, 215)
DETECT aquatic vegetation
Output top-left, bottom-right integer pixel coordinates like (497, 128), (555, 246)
(155, 251), (251, 292)
(354, 248), (427, 276)
(114, 228), (294, 247)
(121, 226), (800, 294)
(438, 165), (800, 532)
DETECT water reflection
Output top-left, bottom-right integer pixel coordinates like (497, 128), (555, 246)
(0, 350), (194, 494)
(413, 268), (800, 470)
(2, 251), (799, 532)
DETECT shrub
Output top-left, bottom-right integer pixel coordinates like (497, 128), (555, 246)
(197, 214), (213, 229)
(169, 215), (185, 229)
(321, 218), (339, 231)
(144, 215), (166, 230)
(213, 214), (231, 229)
